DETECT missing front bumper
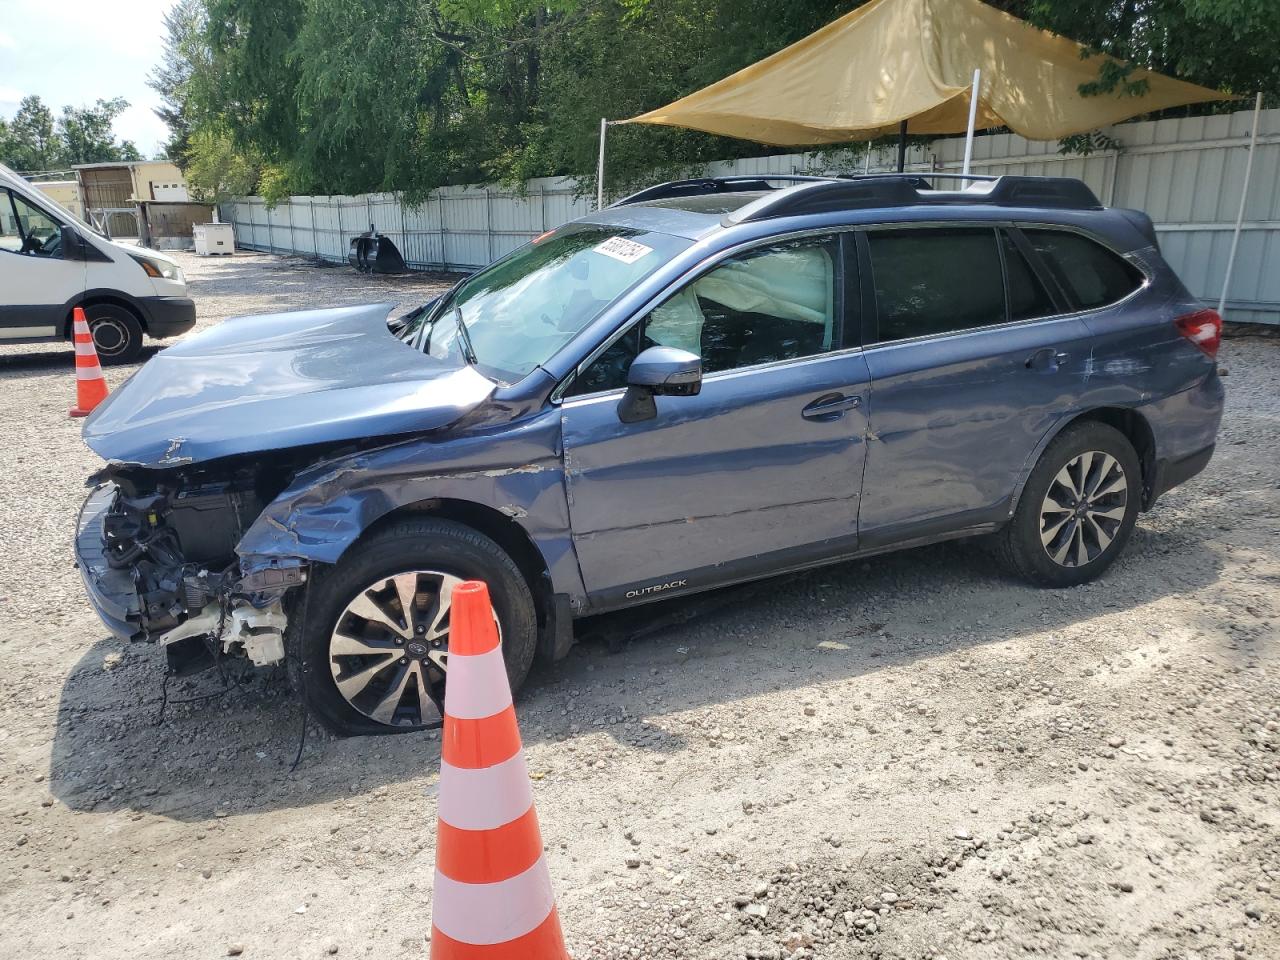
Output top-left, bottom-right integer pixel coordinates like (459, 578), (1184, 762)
(74, 484), (298, 667)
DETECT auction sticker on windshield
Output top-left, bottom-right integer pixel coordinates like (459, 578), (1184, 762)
(593, 236), (653, 264)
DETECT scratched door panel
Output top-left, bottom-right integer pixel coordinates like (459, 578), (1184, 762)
(560, 350), (871, 602)
(858, 315), (1094, 546)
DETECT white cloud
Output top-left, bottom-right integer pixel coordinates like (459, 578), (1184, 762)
(0, 31), (17, 49)
(0, 86), (24, 113)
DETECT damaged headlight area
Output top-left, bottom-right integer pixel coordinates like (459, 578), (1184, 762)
(75, 459), (307, 676)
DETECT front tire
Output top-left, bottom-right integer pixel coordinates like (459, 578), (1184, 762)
(997, 421), (1141, 587)
(85, 303), (144, 365)
(292, 518), (538, 736)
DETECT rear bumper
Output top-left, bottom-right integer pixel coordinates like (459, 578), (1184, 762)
(1149, 443), (1215, 505)
(138, 296), (197, 339)
(74, 484), (143, 643)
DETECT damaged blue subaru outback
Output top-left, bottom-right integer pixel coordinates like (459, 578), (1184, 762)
(75, 174), (1224, 735)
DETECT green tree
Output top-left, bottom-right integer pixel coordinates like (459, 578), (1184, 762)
(1007, 0), (1278, 100)
(183, 125), (263, 203)
(57, 98), (140, 165)
(200, 0), (307, 162)
(149, 0), (208, 160)
(0, 117), (13, 167)
(6, 95), (62, 171)
(147, 0), (1278, 200)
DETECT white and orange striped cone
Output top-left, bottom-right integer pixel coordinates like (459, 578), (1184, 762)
(431, 580), (569, 959)
(68, 307), (109, 418)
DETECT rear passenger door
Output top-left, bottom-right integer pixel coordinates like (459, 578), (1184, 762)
(856, 224), (1093, 547)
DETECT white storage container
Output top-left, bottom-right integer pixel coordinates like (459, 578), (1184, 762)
(193, 223), (235, 256)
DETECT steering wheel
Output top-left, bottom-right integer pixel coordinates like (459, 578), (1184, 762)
(19, 230), (60, 257)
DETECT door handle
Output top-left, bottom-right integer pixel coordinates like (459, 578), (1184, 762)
(1026, 348), (1069, 371)
(802, 393), (862, 421)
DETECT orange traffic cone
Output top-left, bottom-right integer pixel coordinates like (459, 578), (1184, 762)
(68, 307), (109, 418)
(431, 581), (569, 959)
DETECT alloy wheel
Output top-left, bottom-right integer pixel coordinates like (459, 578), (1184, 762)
(328, 570), (494, 728)
(1039, 450), (1128, 568)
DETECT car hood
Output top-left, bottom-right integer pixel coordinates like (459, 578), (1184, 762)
(82, 303), (496, 467)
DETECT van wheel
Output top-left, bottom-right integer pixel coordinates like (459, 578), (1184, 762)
(997, 421), (1141, 587)
(290, 518), (538, 737)
(85, 304), (144, 365)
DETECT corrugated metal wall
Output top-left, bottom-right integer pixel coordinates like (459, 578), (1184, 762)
(228, 176), (583, 278)
(227, 105), (1280, 324)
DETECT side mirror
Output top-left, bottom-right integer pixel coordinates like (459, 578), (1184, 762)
(617, 345), (702, 423)
(388, 296), (438, 334)
(60, 225), (87, 261)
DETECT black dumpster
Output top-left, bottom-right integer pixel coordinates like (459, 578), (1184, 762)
(348, 224), (409, 274)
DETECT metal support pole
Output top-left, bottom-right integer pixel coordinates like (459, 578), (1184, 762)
(597, 118), (609, 210)
(486, 188), (494, 262)
(1218, 91), (1263, 319)
(896, 120), (908, 172)
(961, 68), (981, 185)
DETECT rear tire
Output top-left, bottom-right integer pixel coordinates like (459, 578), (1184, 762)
(85, 303), (144, 365)
(290, 518), (537, 737)
(997, 421), (1141, 587)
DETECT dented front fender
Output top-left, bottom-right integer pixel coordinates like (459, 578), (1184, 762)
(235, 408), (586, 603)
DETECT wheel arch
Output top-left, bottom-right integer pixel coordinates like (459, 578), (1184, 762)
(61, 290), (149, 338)
(306, 494), (575, 661)
(1009, 406), (1157, 518)
(367, 497), (550, 604)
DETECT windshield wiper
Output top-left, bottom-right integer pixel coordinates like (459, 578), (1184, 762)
(452, 305), (478, 366)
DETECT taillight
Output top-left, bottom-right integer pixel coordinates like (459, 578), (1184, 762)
(1175, 308), (1222, 359)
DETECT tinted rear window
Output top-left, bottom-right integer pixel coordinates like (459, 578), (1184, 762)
(869, 228), (1006, 341)
(1023, 229), (1144, 310)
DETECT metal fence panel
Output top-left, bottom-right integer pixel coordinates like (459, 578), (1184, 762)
(226, 105), (1280, 323)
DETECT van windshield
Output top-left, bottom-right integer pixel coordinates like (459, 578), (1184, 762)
(401, 223), (691, 382)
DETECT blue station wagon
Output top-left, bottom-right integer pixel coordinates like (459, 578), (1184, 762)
(75, 174), (1224, 735)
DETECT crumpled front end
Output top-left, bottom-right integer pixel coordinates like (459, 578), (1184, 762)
(74, 465), (306, 674)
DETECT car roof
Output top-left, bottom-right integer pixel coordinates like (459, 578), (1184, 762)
(577, 174), (1150, 252)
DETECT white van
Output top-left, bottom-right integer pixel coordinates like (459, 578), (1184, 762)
(1, 162), (195, 365)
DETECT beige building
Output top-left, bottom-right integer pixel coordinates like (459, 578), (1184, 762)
(129, 161), (189, 202)
(30, 180), (85, 219)
(74, 160), (190, 236)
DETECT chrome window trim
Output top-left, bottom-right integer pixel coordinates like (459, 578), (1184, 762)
(559, 342), (868, 408)
(551, 225), (855, 404)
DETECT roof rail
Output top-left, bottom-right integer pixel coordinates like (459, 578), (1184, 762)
(729, 175), (1102, 222)
(612, 173), (1103, 219)
(613, 175), (832, 206)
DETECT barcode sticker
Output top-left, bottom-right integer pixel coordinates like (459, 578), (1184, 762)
(593, 236), (653, 264)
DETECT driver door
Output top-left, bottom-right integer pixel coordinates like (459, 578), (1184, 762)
(0, 188), (84, 341)
(559, 233), (870, 607)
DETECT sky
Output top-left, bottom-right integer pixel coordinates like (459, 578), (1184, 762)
(0, 0), (179, 160)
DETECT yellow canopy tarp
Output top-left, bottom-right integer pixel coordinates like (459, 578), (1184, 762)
(621, 0), (1230, 145)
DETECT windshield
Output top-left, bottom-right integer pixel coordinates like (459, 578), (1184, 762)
(401, 223), (692, 382)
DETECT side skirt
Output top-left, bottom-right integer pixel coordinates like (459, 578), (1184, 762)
(577, 523), (1001, 619)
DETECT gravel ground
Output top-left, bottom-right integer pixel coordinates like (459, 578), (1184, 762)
(0, 250), (1277, 960)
